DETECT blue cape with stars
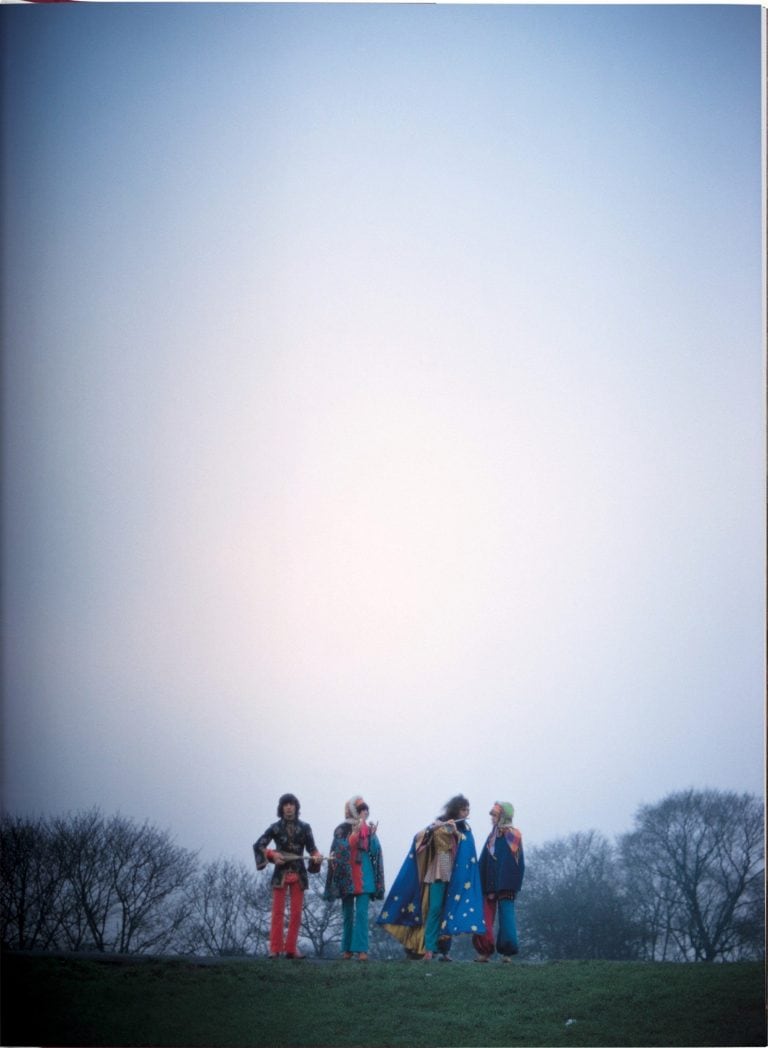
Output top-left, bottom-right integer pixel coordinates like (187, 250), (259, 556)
(376, 823), (485, 938)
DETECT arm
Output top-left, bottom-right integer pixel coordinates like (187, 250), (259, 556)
(371, 835), (386, 900)
(516, 841), (525, 891)
(324, 831), (350, 898)
(503, 829), (524, 894)
(253, 825), (276, 871)
(303, 822), (323, 874)
(415, 826), (434, 854)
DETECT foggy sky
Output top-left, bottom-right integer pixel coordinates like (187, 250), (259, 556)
(1, 2), (764, 873)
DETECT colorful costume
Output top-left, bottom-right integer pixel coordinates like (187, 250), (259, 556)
(377, 816), (485, 956)
(324, 796), (385, 957)
(473, 802), (524, 959)
(253, 794), (322, 957)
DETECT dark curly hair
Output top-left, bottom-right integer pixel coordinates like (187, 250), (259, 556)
(277, 793), (301, 818)
(440, 794), (470, 821)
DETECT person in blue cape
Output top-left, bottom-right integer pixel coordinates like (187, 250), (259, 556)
(377, 794), (485, 961)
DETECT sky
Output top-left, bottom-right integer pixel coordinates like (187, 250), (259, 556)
(1, 3), (764, 876)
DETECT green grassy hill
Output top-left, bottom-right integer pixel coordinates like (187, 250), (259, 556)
(1, 952), (764, 1047)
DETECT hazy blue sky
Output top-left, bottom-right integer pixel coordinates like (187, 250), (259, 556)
(2, 3), (764, 872)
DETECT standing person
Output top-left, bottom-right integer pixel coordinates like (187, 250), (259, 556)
(377, 794), (485, 961)
(473, 802), (525, 963)
(324, 796), (385, 960)
(253, 793), (323, 959)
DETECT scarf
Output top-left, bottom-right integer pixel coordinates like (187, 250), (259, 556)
(345, 796), (370, 852)
(486, 801), (520, 858)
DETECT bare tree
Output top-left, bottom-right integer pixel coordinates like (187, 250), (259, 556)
(618, 828), (680, 960)
(620, 789), (764, 962)
(106, 815), (197, 954)
(51, 809), (115, 950)
(45, 809), (197, 953)
(180, 859), (271, 956)
(0, 815), (66, 950)
(5, 790), (760, 963)
(300, 875), (343, 957)
(519, 830), (639, 960)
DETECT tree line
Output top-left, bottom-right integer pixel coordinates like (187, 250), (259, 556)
(1, 789), (763, 962)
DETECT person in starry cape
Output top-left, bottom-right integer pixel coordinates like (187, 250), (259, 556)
(377, 794), (485, 961)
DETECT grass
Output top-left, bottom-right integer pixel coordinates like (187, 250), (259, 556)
(1, 952), (765, 1047)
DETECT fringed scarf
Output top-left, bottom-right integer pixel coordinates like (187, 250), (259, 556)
(345, 796), (370, 853)
(487, 801), (522, 861)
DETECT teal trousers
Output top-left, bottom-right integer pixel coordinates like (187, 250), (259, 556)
(424, 881), (448, 952)
(342, 894), (370, 953)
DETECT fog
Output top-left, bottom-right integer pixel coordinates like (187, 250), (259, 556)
(1, 2), (763, 872)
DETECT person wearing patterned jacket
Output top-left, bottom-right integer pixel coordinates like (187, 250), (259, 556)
(324, 795), (385, 960)
(253, 793), (322, 959)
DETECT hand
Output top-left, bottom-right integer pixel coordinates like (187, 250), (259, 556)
(273, 852), (285, 866)
(369, 821), (378, 836)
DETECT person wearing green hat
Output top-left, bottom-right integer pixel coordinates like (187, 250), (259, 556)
(472, 802), (525, 962)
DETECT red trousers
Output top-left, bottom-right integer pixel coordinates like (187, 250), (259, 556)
(269, 878), (304, 954)
(472, 894), (519, 957)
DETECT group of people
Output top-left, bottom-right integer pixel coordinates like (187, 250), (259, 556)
(253, 792), (524, 963)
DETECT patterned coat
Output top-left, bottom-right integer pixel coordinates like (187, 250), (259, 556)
(253, 818), (321, 889)
(324, 823), (385, 900)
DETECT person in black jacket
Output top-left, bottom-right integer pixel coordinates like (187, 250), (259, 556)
(253, 793), (322, 958)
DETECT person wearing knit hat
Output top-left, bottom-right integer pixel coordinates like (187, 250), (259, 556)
(253, 793), (324, 959)
(472, 802), (525, 963)
(324, 796), (385, 960)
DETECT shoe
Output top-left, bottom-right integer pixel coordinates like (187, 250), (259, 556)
(421, 951), (433, 961)
(268, 952), (281, 959)
(438, 954), (453, 962)
(473, 955), (489, 963)
(342, 952), (354, 960)
(286, 951), (306, 960)
(357, 953), (368, 961)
